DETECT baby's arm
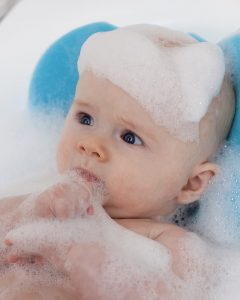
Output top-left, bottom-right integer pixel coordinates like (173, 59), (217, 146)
(0, 194), (28, 216)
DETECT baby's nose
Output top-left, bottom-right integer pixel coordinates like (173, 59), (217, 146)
(77, 138), (108, 162)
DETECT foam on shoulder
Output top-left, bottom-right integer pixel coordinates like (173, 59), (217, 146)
(78, 24), (225, 141)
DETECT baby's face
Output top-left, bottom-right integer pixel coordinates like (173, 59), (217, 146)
(57, 71), (195, 218)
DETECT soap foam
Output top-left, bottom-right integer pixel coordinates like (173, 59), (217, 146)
(4, 176), (240, 300)
(4, 202), (175, 299)
(6, 203), (240, 300)
(78, 25), (225, 141)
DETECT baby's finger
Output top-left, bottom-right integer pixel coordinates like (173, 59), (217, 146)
(7, 254), (44, 266)
(70, 182), (93, 217)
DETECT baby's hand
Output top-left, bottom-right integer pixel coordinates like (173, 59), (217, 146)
(4, 180), (94, 267)
(34, 180), (94, 220)
(5, 179), (94, 232)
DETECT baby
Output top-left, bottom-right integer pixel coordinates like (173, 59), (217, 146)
(0, 24), (236, 299)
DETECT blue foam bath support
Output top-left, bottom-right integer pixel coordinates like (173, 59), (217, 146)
(219, 33), (240, 145)
(28, 22), (116, 115)
(218, 33), (240, 233)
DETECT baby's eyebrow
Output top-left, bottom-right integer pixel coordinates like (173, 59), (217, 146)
(118, 116), (139, 131)
(74, 99), (91, 107)
(74, 99), (156, 140)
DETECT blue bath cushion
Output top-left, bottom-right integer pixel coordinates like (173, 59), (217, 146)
(218, 33), (240, 233)
(28, 22), (116, 115)
(219, 33), (240, 145)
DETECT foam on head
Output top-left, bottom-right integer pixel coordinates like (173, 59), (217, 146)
(78, 24), (225, 142)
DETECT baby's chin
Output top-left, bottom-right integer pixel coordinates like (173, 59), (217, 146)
(103, 204), (150, 219)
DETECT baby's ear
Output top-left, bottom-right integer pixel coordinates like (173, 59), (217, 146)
(176, 162), (219, 205)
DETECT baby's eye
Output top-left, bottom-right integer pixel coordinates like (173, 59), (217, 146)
(121, 130), (143, 145)
(76, 112), (94, 126)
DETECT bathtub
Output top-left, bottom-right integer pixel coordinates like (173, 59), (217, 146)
(1, 1), (240, 299)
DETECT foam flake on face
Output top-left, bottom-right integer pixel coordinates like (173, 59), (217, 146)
(78, 25), (225, 141)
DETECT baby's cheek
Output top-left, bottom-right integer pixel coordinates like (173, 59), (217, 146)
(106, 179), (139, 209)
(57, 138), (70, 173)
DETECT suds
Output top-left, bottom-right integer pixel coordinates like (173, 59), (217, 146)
(78, 25), (225, 141)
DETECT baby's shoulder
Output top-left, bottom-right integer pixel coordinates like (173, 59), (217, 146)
(150, 221), (188, 240)
(115, 218), (189, 243)
(116, 218), (206, 277)
(151, 222), (207, 280)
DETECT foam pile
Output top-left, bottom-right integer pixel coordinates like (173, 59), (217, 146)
(78, 25), (225, 141)
(1, 179), (174, 299)
(2, 175), (240, 299)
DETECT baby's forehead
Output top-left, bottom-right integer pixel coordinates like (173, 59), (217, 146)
(75, 73), (200, 156)
(77, 25), (225, 142)
(75, 72), (160, 137)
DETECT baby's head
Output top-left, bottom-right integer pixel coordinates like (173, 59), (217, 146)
(57, 25), (235, 219)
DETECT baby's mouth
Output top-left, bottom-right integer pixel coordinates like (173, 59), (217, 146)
(69, 168), (108, 205)
(73, 167), (101, 184)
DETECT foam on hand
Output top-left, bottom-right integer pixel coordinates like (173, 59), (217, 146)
(4, 201), (175, 300)
(78, 24), (225, 141)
